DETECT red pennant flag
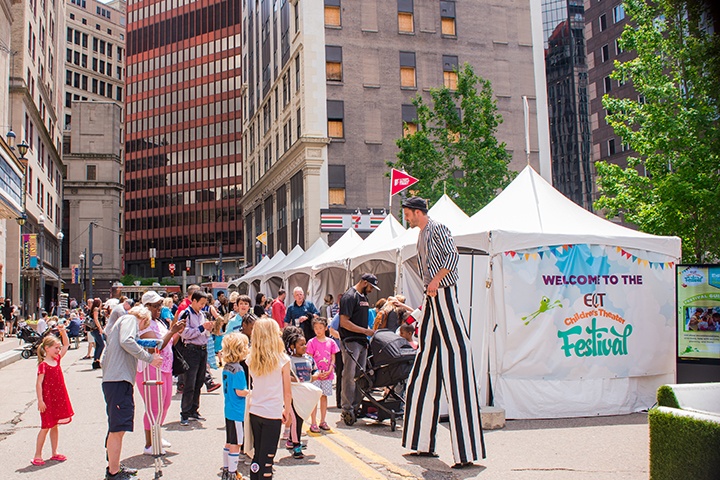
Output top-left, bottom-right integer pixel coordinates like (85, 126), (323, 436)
(390, 168), (420, 196)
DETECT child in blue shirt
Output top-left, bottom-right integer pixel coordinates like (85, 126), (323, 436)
(221, 332), (250, 480)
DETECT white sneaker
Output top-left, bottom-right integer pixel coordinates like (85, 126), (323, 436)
(143, 445), (166, 455)
(161, 438), (171, 448)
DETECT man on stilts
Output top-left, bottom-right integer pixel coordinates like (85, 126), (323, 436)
(401, 196), (486, 469)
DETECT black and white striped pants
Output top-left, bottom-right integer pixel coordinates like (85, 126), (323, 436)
(402, 285), (486, 463)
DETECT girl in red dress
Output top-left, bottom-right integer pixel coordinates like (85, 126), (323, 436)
(32, 323), (74, 466)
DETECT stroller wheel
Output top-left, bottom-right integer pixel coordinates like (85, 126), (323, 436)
(341, 409), (356, 426)
(21, 349), (32, 359)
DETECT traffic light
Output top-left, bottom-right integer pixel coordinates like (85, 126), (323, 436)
(92, 277), (96, 286)
(151, 257), (156, 268)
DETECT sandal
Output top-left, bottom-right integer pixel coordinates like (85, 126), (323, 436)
(50, 454), (67, 462)
(319, 422), (331, 431)
(31, 458), (45, 466)
(80, 355), (91, 360)
(309, 424), (320, 433)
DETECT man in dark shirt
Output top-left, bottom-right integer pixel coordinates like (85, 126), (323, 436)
(284, 287), (320, 340)
(339, 273), (379, 425)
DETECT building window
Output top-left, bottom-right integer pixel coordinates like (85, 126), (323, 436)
(613, 4), (625, 23)
(324, 0), (341, 27)
(599, 13), (607, 32)
(603, 75), (612, 93)
(607, 139), (616, 156)
(326, 46), (342, 82)
(398, 0), (414, 33)
(400, 51), (416, 88)
(440, 1), (456, 36)
(86, 165), (97, 180)
(615, 38), (623, 55)
(443, 55), (459, 90)
(328, 165), (346, 205)
(327, 100), (344, 138)
(402, 104), (418, 137)
(601, 44), (609, 63)
(295, 56), (301, 91)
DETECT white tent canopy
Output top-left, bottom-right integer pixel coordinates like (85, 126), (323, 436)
(281, 238), (329, 301)
(229, 251), (286, 299)
(229, 255), (272, 289)
(259, 245), (305, 297)
(453, 166), (682, 419)
(455, 166), (681, 256)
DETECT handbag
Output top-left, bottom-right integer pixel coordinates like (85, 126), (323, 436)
(84, 316), (97, 331)
(171, 343), (190, 375)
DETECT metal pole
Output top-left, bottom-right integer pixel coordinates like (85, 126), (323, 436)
(88, 222), (94, 301)
(218, 242), (223, 282)
(39, 220), (45, 314)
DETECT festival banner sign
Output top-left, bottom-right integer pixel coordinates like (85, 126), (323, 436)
(500, 244), (676, 379)
(22, 234), (38, 269)
(676, 265), (720, 360)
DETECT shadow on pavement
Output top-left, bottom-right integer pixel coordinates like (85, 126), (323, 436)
(498, 412), (648, 432)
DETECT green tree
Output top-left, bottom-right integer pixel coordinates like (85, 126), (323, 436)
(595, 0), (720, 262)
(390, 63), (515, 214)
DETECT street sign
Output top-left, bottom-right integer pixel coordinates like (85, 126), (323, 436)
(390, 168), (419, 196)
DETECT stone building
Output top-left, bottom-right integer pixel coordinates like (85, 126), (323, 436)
(240, 0), (550, 264)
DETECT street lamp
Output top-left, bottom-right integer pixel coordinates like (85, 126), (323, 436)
(255, 240), (262, 265)
(38, 214), (45, 314)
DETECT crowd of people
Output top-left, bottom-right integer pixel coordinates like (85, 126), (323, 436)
(24, 195), (485, 479)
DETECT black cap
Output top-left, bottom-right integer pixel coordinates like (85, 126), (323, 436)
(361, 273), (381, 291)
(401, 196), (428, 213)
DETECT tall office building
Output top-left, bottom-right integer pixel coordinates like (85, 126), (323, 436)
(584, 0), (632, 202)
(542, 0), (593, 210)
(241, 0), (549, 263)
(7, 0), (66, 314)
(0, 0), (27, 303)
(62, 0), (126, 299)
(62, 0), (126, 133)
(124, 0), (244, 280)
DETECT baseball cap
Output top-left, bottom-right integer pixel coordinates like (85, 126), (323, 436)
(141, 290), (163, 305)
(361, 273), (381, 291)
(401, 196), (428, 212)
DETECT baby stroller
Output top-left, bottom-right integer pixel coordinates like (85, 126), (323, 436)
(344, 329), (417, 431)
(17, 324), (43, 359)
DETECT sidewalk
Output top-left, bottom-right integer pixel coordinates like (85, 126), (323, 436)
(0, 335), (25, 369)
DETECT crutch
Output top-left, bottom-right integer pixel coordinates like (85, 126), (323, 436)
(138, 338), (165, 479)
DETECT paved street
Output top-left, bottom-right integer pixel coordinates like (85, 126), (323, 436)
(0, 344), (650, 479)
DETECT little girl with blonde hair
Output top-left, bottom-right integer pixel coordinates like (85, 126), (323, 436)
(32, 323), (74, 466)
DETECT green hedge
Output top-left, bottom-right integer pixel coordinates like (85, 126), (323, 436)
(649, 408), (720, 480)
(655, 385), (680, 409)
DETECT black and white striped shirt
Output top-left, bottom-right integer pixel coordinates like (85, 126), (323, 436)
(416, 217), (459, 288)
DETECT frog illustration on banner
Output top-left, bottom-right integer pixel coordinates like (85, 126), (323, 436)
(522, 296), (563, 325)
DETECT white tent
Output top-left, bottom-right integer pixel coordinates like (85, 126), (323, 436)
(231, 251), (286, 299)
(283, 230), (363, 305)
(281, 238), (330, 301)
(259, 245), (305, 297)
(229, 255), (272, 294)
(454, 166), (682, 419)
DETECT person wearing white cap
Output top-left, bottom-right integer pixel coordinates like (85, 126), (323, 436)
(136, 291), (185, 455)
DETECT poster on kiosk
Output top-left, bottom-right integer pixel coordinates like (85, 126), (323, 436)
(676, 265), (720, 360)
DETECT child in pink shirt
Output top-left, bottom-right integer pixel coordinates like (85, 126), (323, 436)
(305, 317), (339, 432)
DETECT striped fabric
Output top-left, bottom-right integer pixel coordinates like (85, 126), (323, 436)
(402, 286), (486, 463)
(416, 218), (460, 288)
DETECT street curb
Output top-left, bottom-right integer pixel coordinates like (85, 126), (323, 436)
(0, 349), (23, 370)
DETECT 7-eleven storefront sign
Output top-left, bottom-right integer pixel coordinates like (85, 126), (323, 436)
(320, 211), (386, 232)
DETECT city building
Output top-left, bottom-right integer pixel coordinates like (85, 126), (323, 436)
(0, 0), (27, 305)
(542, 0), (593, 210)
(62, 0), (126, 134)
(241, 0), (550, 264)
(61, 0), (126, 300)
(7, 0), (66, 315)
(124, 0), (244, 281)
(63, 101), (123, 301)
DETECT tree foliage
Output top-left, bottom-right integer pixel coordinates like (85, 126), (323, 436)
(390, 63), (515, 215)
(595, 0), (720, 262)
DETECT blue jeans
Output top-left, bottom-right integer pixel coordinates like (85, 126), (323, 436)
(91, 329), (105, 361)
